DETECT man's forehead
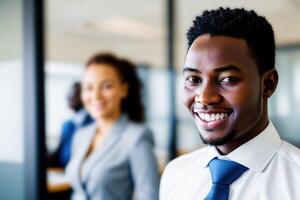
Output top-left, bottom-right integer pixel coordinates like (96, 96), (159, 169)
(190, 34), (247, 48)
(183, 35), (255, 72)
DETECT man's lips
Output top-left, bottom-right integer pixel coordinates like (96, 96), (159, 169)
(192, 105), (233, 129)
(193, 112), (232, 130)
(193, 111), (232, 122)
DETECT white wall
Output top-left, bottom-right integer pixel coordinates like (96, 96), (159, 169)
(45, 62), (84, 152)
(0, 61), (24, 163)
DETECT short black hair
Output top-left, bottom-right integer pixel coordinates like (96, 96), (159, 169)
(67, 81), (83, 112)
(187, 7), (275, 75)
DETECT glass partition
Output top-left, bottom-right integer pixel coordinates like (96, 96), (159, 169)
(270, 48), (300, 147)
(0, 0), (25, 199)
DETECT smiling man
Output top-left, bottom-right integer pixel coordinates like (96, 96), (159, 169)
(160, 8), (300, 200)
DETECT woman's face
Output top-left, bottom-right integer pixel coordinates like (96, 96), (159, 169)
(81, 64), (128, 121)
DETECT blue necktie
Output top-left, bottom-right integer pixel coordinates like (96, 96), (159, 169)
(205, 158), (248, 200)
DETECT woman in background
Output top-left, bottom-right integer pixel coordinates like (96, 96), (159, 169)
(48, 82), (93, 168)
(66, 53), (159, 200)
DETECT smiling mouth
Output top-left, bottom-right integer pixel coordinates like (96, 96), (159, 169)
(197, 112), (231, 122)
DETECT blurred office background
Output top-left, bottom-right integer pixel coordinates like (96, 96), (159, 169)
(1, 0), (300, 199)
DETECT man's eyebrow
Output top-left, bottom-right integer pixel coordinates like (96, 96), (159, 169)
(214, 65), (242, 73)
(182, 65), (242, 74)
(182, 67), (200, 74)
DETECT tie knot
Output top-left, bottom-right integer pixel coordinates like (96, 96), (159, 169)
(208, 158), (248, 185)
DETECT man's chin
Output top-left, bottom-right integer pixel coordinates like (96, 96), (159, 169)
(199, 130), (237, 146)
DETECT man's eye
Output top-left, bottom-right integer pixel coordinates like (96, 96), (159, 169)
(186, 76), (202, 84)
(220, 76), (240, 83)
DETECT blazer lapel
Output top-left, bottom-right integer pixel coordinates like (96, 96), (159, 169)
(80, 115), (129, 183)
(67, 123), (97, 192)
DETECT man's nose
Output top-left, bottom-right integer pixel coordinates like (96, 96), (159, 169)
(194, 82), (221, 105)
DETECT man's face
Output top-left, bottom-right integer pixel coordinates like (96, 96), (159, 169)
(183, 34), (269, 153)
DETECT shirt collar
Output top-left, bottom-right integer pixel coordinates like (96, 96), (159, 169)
(202, 121), (282, 172)
(73, 109), (89, 126)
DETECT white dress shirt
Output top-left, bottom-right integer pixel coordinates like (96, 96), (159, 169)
(160, 122), (300, 200)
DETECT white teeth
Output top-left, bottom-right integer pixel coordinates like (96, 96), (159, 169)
(216, 113), (220, 120)
(220, 113), (224, 119)
(200, 113), (205, 119)
(211, 114), (216, 121)
(197, 112), (229, 122)
(204, 113), (210, 121)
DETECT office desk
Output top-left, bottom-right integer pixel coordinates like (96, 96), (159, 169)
(47, 168), (71, 193)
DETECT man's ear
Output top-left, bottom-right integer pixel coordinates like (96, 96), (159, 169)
(262, 69), (278, 99)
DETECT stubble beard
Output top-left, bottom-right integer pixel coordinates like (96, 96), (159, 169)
(198, 128), (238, 146)
(197, 94), (263, 147)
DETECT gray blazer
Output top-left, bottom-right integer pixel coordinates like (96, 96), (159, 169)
(65, 115), (160, 200)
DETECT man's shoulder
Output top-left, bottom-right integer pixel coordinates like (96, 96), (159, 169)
(163, 147), (207, 175)
(278, 141), (300, 168)
(160, 146), (208, 198)
(62, 119), (75, 128)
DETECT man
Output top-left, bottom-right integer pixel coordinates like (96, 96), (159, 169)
(48, 82), (93, 167)
(160, 7), (300, 200)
